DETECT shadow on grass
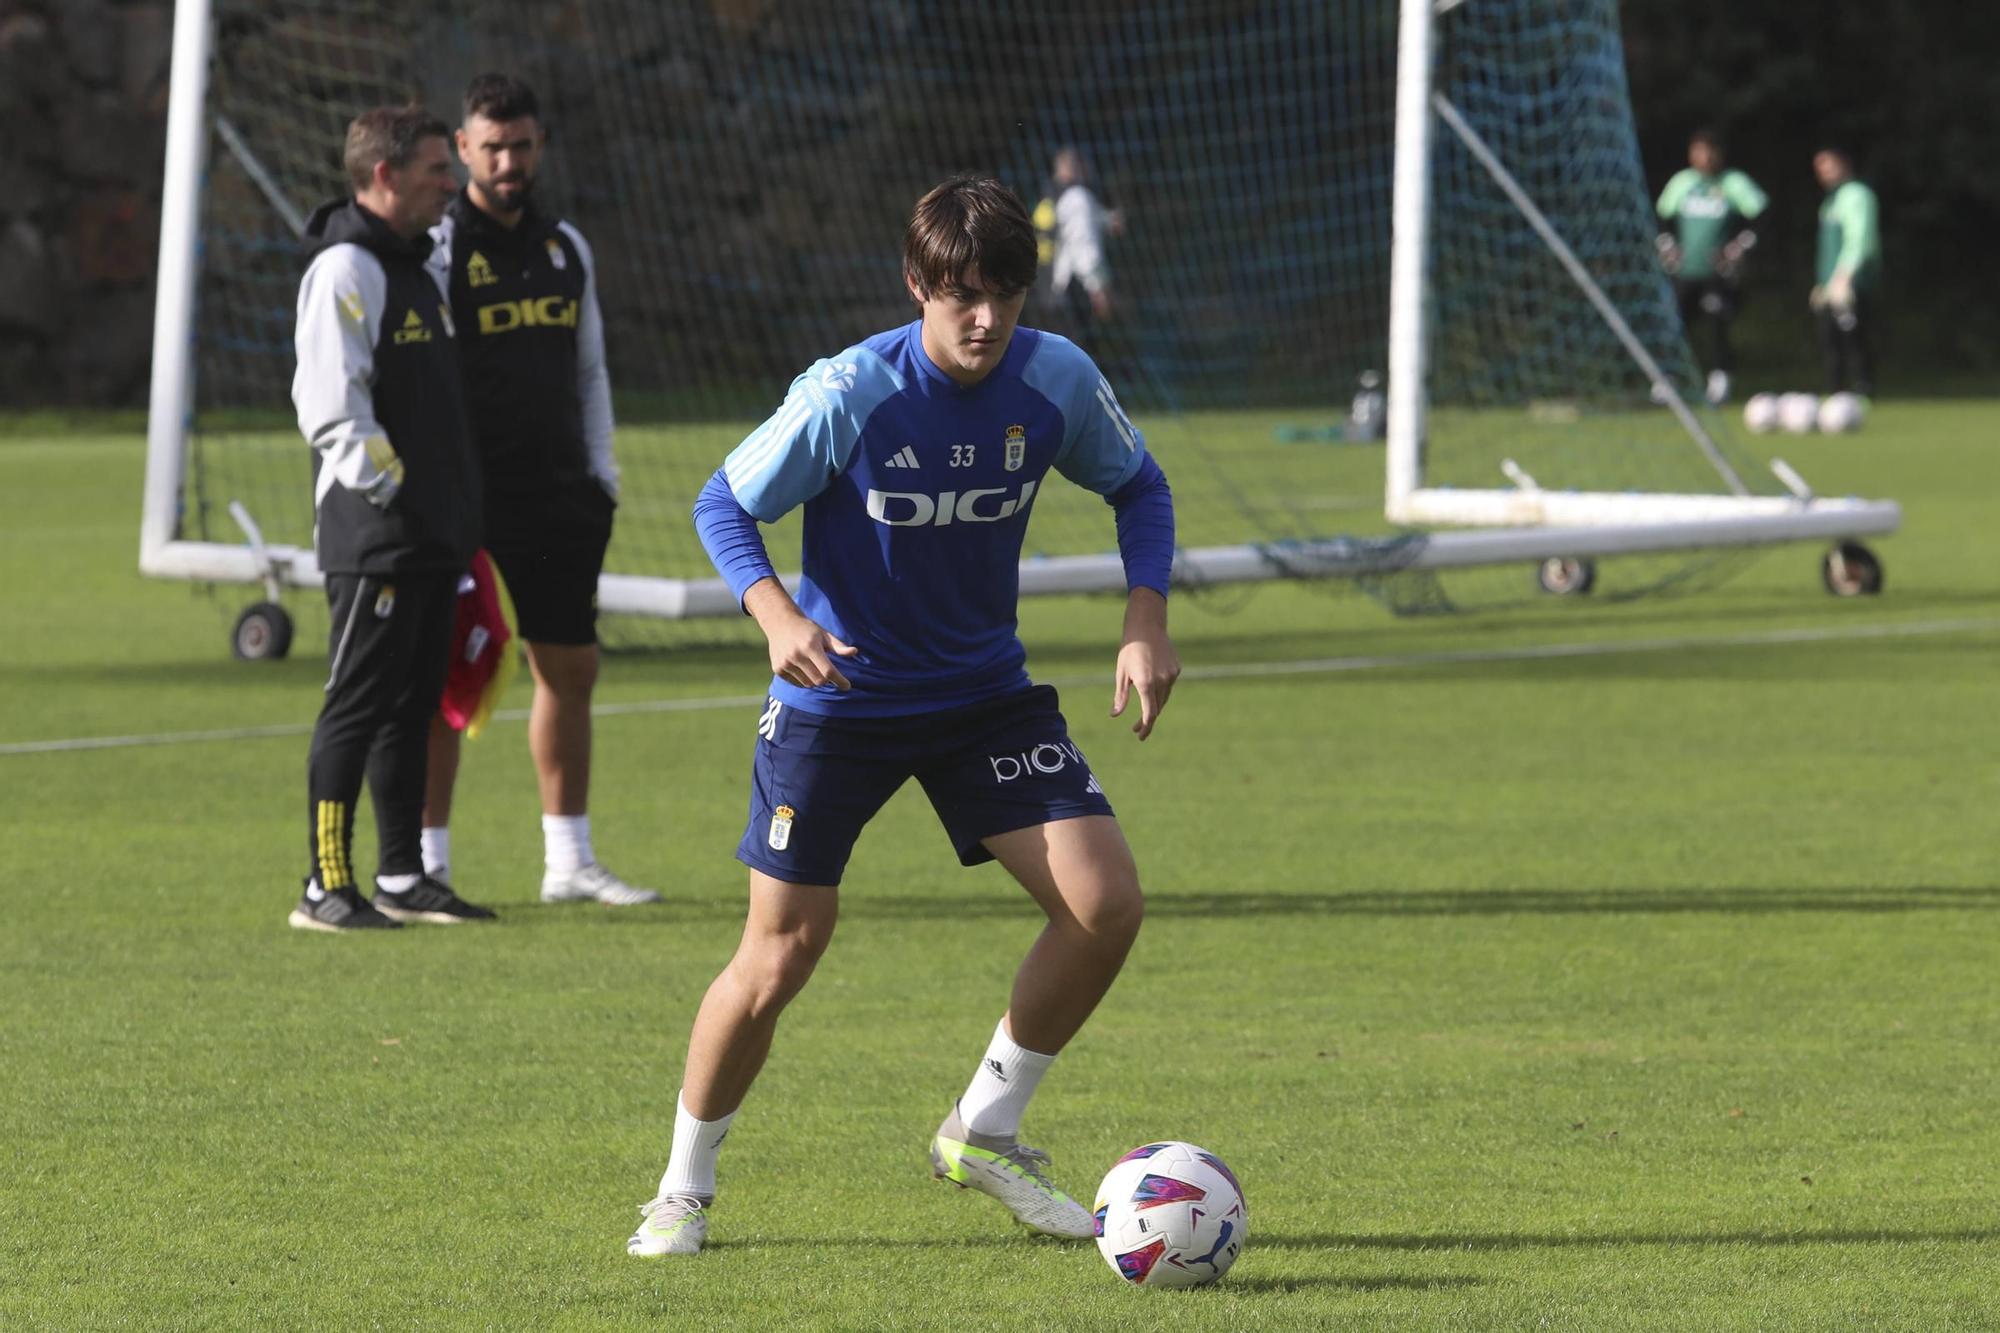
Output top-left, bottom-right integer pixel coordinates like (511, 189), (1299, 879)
(1226, 1273), (1488, 1294)
(1260, 1227), (2000, 1252)
(480, 884), (2000, 931)
(822, 884), (2000, 923)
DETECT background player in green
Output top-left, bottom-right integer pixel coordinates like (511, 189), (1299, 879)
(1810, 145), (1881, 398)
(1655, 128), (1767, 405)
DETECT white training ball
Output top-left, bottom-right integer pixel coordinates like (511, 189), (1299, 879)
(1817, 392), (1865, 434)
(1742, 393), (1780, 434)
(1094, 1141), (1247, 1288)
(1777, 393), (1821, 435)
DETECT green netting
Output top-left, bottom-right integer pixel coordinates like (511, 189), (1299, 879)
(179, 0), (1746, 645)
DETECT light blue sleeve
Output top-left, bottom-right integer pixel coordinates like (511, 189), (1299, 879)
(721, 348), (903, 522)
(1020, 333), (1149, 496)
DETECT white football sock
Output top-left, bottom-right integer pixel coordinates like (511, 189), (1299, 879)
(659, 1091), (735, 1201)
(421, 826), (451, 879)
(543, 814), (593, 877)
(375, 872), (420, 894)
(957, 1017), (1056, 1139)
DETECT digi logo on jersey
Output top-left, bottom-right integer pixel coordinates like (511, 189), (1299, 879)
(865, 480), (1039, 527)
(476, 295), (580, 335)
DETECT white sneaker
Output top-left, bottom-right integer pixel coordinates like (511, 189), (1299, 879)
(541, 862), (661, 906)
(929, 1106), (1093, 1240)
(627, 1193), (708, 1256)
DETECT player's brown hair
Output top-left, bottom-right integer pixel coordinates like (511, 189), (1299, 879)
(344, 105), (450, 193)
(904, 174), (1038, 300)
(463, 72), (541, 126)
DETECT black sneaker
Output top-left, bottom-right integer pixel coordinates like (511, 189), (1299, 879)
(373, 875), (497, 925)
(289, 882), (403, 932)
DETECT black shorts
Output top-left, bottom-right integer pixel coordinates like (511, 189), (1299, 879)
(484, 483), (615, 646)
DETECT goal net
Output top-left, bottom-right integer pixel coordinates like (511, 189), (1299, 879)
(144, 0), (1896, 648)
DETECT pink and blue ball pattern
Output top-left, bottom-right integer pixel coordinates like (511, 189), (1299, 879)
(1131, 1174), (1209, 1210)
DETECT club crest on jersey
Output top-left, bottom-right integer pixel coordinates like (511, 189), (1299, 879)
(768, 804), (795, 851)
(546, 238), (567, 270)
(466, 250), (497, 287)
(1004, 424), (1026, 471)
(374, 585), (396, 619)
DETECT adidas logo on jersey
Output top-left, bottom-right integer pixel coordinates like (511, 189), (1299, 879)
(466, 250), (497, 287)
(883, 446), (921, 469)
(391, 309), (432, 344)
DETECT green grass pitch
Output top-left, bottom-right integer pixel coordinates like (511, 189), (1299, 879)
(2, 401), (1996, 1329)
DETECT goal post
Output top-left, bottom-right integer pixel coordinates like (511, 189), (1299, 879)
(142, 0), (1897, 646)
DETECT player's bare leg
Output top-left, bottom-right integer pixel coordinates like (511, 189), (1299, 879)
(524, 640), (597, 815)
(683, 872), (840, 1118)
(931, 815), (1143, 1238)
(419, 714), (462, 881)
(988, 815), (1144, 1052)
(529, 639), (660, 904)
(424, 713), (462, 826)
(631, 873), (837, 1256)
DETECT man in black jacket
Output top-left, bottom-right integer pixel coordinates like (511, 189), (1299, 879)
(289, 106), (495, 931)
(421, 74), (658, 907)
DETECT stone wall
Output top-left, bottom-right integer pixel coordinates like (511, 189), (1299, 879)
(0, 0), (171, 406)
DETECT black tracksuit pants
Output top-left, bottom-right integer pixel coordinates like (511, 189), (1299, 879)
(306, 570), (459, 890)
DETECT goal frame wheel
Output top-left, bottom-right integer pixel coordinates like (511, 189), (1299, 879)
(1820, 541), (1883, 597)
(1536, 556), (1597, 596)
(232, 601), (295, 660)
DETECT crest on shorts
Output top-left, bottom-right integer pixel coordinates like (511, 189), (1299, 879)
(768, 804), (795, 851)
(1004, 424), (1026, 472)
(374, 585), (396, 619)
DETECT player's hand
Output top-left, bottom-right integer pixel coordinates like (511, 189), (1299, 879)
(1827, 271), (1854, 311)
(766, 609), (858, 692)
(1111, 591), (1180, 741)
(1808, 285), (1826, 312)
(1090, 288), (1113, 320)
(1654, 234), (1680, 275)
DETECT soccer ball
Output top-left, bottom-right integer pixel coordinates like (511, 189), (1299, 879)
(1777, 392), (1821, 435)
(1093, 1141), (1246, 1288)
(1742, 393), (1780, 434)
(1817, 392), (1865, 434)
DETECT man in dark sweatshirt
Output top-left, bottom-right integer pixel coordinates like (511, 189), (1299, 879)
(288, 105), (493, 931)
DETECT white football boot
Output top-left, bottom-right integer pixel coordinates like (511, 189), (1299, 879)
(627, 1193), (708, 1257)
(541, 862), (661, 906)
(929, 1106), (1093, 1240)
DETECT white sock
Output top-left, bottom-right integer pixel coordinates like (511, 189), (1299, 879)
(421, 826), (451, 879)
(376, 872), (420, 894)
(957, 1017), (1056, 1139)
(658, 1091), (735, 1201)
(543, 814), (593, 877)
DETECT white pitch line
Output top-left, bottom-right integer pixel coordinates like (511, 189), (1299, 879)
(3, 616), (1995, 758)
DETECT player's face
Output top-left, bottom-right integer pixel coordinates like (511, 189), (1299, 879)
(910, 267), (1028, 387)
(1813, 151), (1847, 191)
(458, 114), (544, 214)
(1689, 140), (1720, 175)
(384, 135), (456, 235)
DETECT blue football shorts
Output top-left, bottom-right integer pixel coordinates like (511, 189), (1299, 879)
(734, 684), (1116, 886)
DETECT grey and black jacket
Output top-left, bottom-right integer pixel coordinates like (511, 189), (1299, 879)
(292, 198), (481, 575)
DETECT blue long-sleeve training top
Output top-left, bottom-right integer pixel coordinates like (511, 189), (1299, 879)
(693, 320), (1174, 716)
